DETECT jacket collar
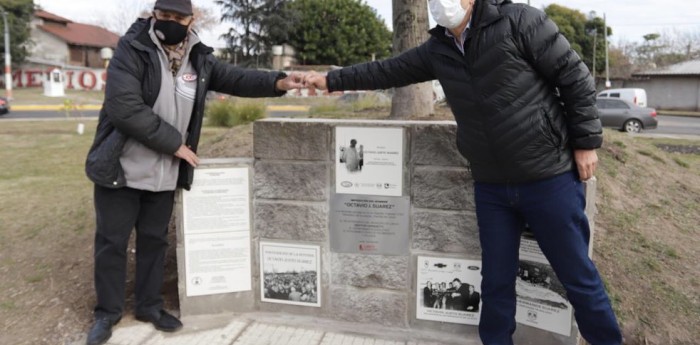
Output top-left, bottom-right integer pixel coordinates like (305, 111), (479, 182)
(127, 18), (213, 57)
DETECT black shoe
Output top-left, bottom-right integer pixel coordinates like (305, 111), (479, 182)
(135, 310), (183, 332)
(86, 318), (115, 345)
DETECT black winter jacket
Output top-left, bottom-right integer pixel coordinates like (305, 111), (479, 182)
(327, 0), (602, 183)
(85, 18), (285, 190)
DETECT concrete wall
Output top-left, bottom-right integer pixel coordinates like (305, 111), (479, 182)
(624, 77), (700, 111)
(28, 28), (69, 65)
(176, 119), (598, 345)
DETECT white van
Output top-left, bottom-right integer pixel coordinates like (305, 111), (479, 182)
(597, 88), (647, 107)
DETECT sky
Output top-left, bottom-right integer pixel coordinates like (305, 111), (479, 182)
(34, 0), (699, 48)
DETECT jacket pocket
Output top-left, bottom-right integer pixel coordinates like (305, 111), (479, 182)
(85, 127), (127, 188)
(540, 107), (562, 149)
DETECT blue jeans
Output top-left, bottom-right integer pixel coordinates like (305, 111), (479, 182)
(474, 172), (622, 345)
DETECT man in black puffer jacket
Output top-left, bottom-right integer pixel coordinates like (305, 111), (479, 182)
(83, 1), (304, 344)
(305, 0), (622, 344)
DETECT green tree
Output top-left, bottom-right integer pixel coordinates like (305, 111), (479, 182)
(215, 0), (299, 67)
(287, 0), (391, 66)
(544, 5), (611, 78)
(0, 0), (34, 66)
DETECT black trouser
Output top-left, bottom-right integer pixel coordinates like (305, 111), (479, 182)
(93, 185), (175, 322)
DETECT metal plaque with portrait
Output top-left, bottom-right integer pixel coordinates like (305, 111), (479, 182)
(330, 193), (410, 255)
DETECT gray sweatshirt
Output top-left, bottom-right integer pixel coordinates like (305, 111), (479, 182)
(119, 20), (200, 192)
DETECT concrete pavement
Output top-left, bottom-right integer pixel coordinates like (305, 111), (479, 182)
(69, 312), (478, 345)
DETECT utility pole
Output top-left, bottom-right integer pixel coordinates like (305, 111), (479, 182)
(604, 13), (610, 88)
(0, 7), (11, 100)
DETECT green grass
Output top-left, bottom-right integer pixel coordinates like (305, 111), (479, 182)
(636, 149), (665, 163)
(0, 120), (226, 250)
(673, 157), (690, 168)
(0, 301), (16, 310)
(10, 87), (105, 105)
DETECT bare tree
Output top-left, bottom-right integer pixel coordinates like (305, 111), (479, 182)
(390, 0), (433, 119)
(89, 0), (219, 36)
(94, 0), (152, 35)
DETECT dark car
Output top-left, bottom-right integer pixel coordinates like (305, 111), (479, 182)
(595, 98), (657, 133)
(0, 97), (8, 115)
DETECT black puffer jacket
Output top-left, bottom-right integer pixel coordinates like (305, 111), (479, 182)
(85, 18), (285, 190)
(327, 0), (601, 183)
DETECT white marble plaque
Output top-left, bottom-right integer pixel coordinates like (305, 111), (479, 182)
(182, 167), (251, 297)
(335, 127), (403, 196)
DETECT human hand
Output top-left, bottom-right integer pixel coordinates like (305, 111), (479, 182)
(304, 71), (328, 90)
(175, 144), (199, 168)
(574, 149), (598, 181)
(276, 72), (306, 91)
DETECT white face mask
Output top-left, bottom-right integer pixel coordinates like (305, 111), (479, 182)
(429, 0), (467, 29)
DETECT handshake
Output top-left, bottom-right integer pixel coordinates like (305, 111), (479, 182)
(275, 71), (329, 92)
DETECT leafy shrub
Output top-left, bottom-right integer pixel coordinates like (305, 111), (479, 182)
(206, 100), (265, 127)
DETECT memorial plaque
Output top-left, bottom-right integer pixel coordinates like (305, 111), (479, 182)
(182, 167), (252, 297)
(416, 256), (482, 325)
(516, 231), (573, 336)
(335, 126), (404, 197)
(330, 194), (410, 255)
(260, 242), (321, 307)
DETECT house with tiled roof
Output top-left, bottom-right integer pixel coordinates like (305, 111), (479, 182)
(29, 10), (119, 69)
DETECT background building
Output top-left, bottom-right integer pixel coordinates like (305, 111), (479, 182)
(628, 59), (700, 112)
(29, 10), (118, 69)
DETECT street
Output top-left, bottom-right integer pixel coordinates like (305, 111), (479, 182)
(2, 110), (699, 139)
(654, 115), (700, 137)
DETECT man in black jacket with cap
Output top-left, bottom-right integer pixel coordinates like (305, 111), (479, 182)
(84, 0), (303, 344)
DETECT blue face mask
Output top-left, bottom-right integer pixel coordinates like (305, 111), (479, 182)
(154, 19), (189, 45)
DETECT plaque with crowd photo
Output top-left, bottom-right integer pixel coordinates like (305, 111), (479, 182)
(260, 242), (321, 307)
(515, 231), (573, 336)
(416, 256), (482, 325)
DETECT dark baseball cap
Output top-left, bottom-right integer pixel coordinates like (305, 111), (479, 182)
(154, 0), (193, 16)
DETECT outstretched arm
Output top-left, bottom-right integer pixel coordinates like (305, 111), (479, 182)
(305, 43), (435, 91)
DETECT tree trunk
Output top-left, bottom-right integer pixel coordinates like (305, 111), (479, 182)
(390, 0), (433, 119)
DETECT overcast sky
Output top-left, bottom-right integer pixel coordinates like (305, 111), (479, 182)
(35, 0), (698, 48)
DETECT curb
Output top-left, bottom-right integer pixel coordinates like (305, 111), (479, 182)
(657, 110), (700, 118)
(267, 105), (310, 112)
(11, 104), (102, 111)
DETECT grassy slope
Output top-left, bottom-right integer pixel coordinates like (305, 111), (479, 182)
(594, 131), (700, 344)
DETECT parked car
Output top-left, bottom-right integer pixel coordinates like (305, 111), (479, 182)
(597, 88), (647, 107)
(0, 96), (9, 115)
(595, 98), (657, 133)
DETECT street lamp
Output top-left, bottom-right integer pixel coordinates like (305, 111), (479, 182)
(604, 13), (611, 88)
(588, 28), (597, 81)
(0, 7), (12, 100)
